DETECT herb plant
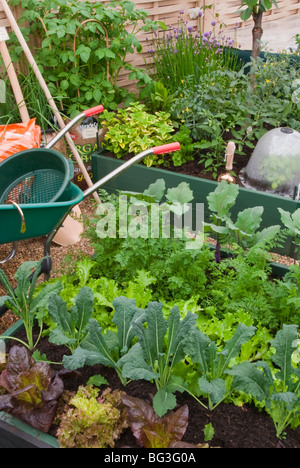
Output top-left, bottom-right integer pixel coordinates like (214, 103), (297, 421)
(147, 9), (239, 93)
(100, 103), (193, 167)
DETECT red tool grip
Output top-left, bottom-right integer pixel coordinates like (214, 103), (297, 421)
(83, 105), (104, 117)
(152, 142), (181, 155)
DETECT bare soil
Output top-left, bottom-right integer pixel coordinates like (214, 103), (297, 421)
(5, 326), (300, 449)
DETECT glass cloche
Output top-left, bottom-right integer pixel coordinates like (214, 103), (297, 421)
(239, 127), (300, 198)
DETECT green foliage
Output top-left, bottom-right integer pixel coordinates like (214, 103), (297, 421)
(85, 181), (213, 301)
(205, 180), (281, 251)
(48, 286), (94, 353)
(171, 53), (300, 174)
(100, 103), (174, 164)
(0, 259), (62, 350)
(62, 296), (149, 386)
(183, 324), (256, 410)
(7, 0), (159, 115)
(57, 386), (127, 448)
(0, 346), (64, 432)
(142, 81), (177, 113)
(238, 0), (278, 22)
(228, 324), (300, 438)
(120, 301), (197, 416)
(146, 10), (239, 94)
(279, 208), (300, 261)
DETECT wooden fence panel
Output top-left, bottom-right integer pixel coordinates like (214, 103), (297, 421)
(205, 0), (300, 50)
(3, 0), (299, 90)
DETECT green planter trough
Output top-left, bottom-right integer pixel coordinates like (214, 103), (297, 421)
(92, 151), (300, 260)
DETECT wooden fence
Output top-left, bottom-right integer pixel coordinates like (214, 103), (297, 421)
(2, 0), (300, 91)
(116, 0), (300, 88)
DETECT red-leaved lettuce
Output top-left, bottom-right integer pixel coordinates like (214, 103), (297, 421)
(122, 394), (200, 448)
(0, 345), (64, 432)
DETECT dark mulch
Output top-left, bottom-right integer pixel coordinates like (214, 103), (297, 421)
(4, 326), (300, 449)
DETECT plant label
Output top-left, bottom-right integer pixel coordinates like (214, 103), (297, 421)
(0, 80), (6, 103)
(0, 27), (9, 42)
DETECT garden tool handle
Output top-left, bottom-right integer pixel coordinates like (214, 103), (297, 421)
(45, 104), (104, 149)
(5, 201), (26, 234)
(83, 105), (104, 117)
(83, 142), (181, 199)
(152, 142), (181, 155)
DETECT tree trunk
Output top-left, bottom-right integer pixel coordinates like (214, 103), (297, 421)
(249, 9), (264, 88)
(251, 10), (264, 60)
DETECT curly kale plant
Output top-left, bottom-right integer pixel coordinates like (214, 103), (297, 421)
(0, 345), (64, 432)
(57, 385), (127, 448)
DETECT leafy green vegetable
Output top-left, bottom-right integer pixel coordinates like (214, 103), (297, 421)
(48, 286), (94, 354)
(0, 345), (64, 432)
(57, 386), (127, 448)
(184, 323), (256, 410)
(228, 324), (300, 438)
(0, 259), (62, 350)
(62, 296), (148, 386)
(120, 301), (197, 416)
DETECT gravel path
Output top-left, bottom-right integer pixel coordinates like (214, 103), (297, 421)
(0, 198), (95, 334)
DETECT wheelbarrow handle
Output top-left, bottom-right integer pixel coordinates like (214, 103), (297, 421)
(45, 104), (104, 149)
(83, 105), (104, 117)
(83, 142), (181, 199)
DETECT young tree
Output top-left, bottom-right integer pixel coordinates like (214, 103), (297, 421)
(238, 1), (278, 59)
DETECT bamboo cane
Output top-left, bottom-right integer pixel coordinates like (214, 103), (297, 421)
(0, 0), (100, 203)
(0, 37), (29, 123)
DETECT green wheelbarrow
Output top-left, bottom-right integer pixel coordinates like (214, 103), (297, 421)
(0, 104), (181, 277)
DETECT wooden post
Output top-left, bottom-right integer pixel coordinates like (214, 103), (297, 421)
(0, 0), (100, 203)
(0, 37), (29, 123)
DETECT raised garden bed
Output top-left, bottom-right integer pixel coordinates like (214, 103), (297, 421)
(1, 320), (300, 449)
(92, 151), (300, 259)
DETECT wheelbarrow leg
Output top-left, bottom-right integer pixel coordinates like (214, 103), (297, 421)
(0, 242), (18, 264)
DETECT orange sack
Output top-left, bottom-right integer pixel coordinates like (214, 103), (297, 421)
(0, 118), (41, 161)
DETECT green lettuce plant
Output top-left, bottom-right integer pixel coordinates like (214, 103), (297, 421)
(57, 385), (127, 448)
(228, 324), (300, 439)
